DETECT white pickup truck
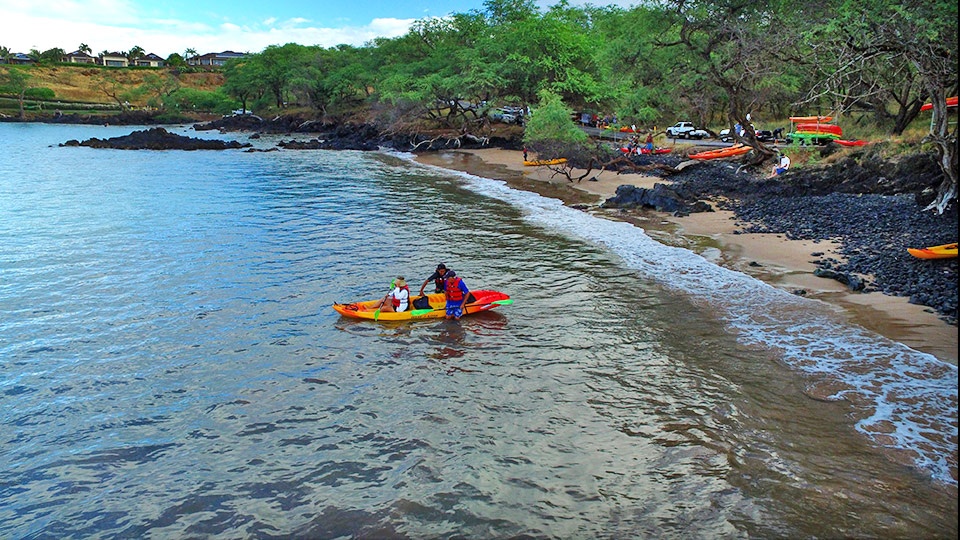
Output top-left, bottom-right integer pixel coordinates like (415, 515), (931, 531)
(666, 121), (709, 139)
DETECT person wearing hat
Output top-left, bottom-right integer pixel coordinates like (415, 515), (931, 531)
(375, 276), (410, 312)
(418, 263), (455, 296)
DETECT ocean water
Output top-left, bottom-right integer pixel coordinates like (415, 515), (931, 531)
(0, 123), (956, 538)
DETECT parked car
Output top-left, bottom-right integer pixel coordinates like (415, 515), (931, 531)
(666, 121), (709, 139)
(719, 127), (774, 142)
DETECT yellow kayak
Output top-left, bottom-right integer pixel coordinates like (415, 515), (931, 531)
(907, 242), (958, 260)
(333, 290), (512, 321)
(523, 158), (567, 166)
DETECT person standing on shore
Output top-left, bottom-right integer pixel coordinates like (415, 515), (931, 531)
(444, 272), (470, 320)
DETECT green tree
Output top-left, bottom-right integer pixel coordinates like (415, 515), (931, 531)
(222, 58), (265, 113)
(803, 0), (957, 213)
(128, 46), (145, 64)
(78, 43), (92, 55)
(2, 67), (32, 119)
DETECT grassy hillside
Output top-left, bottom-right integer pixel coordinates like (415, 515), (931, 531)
(0, 64), (225, 111)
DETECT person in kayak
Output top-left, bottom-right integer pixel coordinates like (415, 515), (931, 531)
(444, 272), (470, 320)
(418, 263), (454, 295)
(375, 276), (410, 312)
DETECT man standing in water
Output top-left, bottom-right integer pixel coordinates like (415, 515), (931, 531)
(444, 273), (470, 320)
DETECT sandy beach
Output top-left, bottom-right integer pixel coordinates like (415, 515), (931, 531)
(416, 147), (957, 364)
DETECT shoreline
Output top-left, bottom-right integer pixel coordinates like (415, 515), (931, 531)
(415, 148), (957, 365)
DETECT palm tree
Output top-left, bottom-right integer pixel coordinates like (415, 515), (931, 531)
(79, 43), (92, 54)
(184, 47), (197, 65)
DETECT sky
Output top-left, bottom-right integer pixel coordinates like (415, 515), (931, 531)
(0, 0), (634, 58)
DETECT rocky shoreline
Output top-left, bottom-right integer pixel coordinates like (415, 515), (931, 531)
(600, 153), (957, 325)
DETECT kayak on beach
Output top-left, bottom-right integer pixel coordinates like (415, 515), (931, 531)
(524, 158), (567, 166)
(333, 290), (512, 321)
(907, 242), (958, 260)
(689, 145), (750, 160)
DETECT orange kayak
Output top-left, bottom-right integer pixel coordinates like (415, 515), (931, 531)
(907, 243), (958, 260)
(689, 145), (750, 160)
(790, 116), (833, 123)
(333, 290), (512, 321)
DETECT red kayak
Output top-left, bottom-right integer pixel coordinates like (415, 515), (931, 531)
(834, 139), (867, 147)
(795, 123), (843, 136)
(920, 96), (958, 112)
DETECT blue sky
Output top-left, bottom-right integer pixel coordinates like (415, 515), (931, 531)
(1, 0), (634, 58)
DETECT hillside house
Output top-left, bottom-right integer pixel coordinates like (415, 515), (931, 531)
(64, 50), (96, 64)
(132, 53), (165, 67)
(100, 52), (129, 67)
(188, 51), (246, 67)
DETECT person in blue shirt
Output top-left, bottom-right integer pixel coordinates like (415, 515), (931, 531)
(443, 273), (470, 320)
(419, 263), (454, 295)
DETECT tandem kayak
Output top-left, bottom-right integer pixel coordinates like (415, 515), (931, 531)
(524, 158), (567, 166)
(333, 290), (512, 321)
(907, 242), (958, 260)
(689, 145), (750, 160)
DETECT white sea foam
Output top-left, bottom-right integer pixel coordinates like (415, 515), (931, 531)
(401, 153), (958, 485)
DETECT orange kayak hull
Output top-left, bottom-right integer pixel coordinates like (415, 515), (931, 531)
(689, 145), (750, 160)
(907, 243), (958, 260)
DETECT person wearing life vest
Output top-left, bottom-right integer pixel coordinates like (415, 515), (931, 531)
(375, 276), (410, 312)
(443, 272), (470, 320)
(419, 263), (454, 295)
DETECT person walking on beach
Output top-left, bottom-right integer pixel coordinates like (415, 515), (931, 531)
(419, 263), (454, 295)
(443, 272), (470, 320)
(523, 146), (528, 161)
(375, 276), (410, 313)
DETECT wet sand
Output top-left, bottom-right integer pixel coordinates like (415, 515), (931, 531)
(416, 148), (957, 364)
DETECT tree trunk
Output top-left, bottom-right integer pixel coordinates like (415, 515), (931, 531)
(922, 88), (958, 215)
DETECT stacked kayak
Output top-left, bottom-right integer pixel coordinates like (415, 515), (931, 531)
(524, 158), (567, 166)
(689, 145), (750, 160)
(907, 242), (958, 260)
(789, 115), (833, 123)
(333, 290), (512, 321)
(788, 115), (841, 145)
